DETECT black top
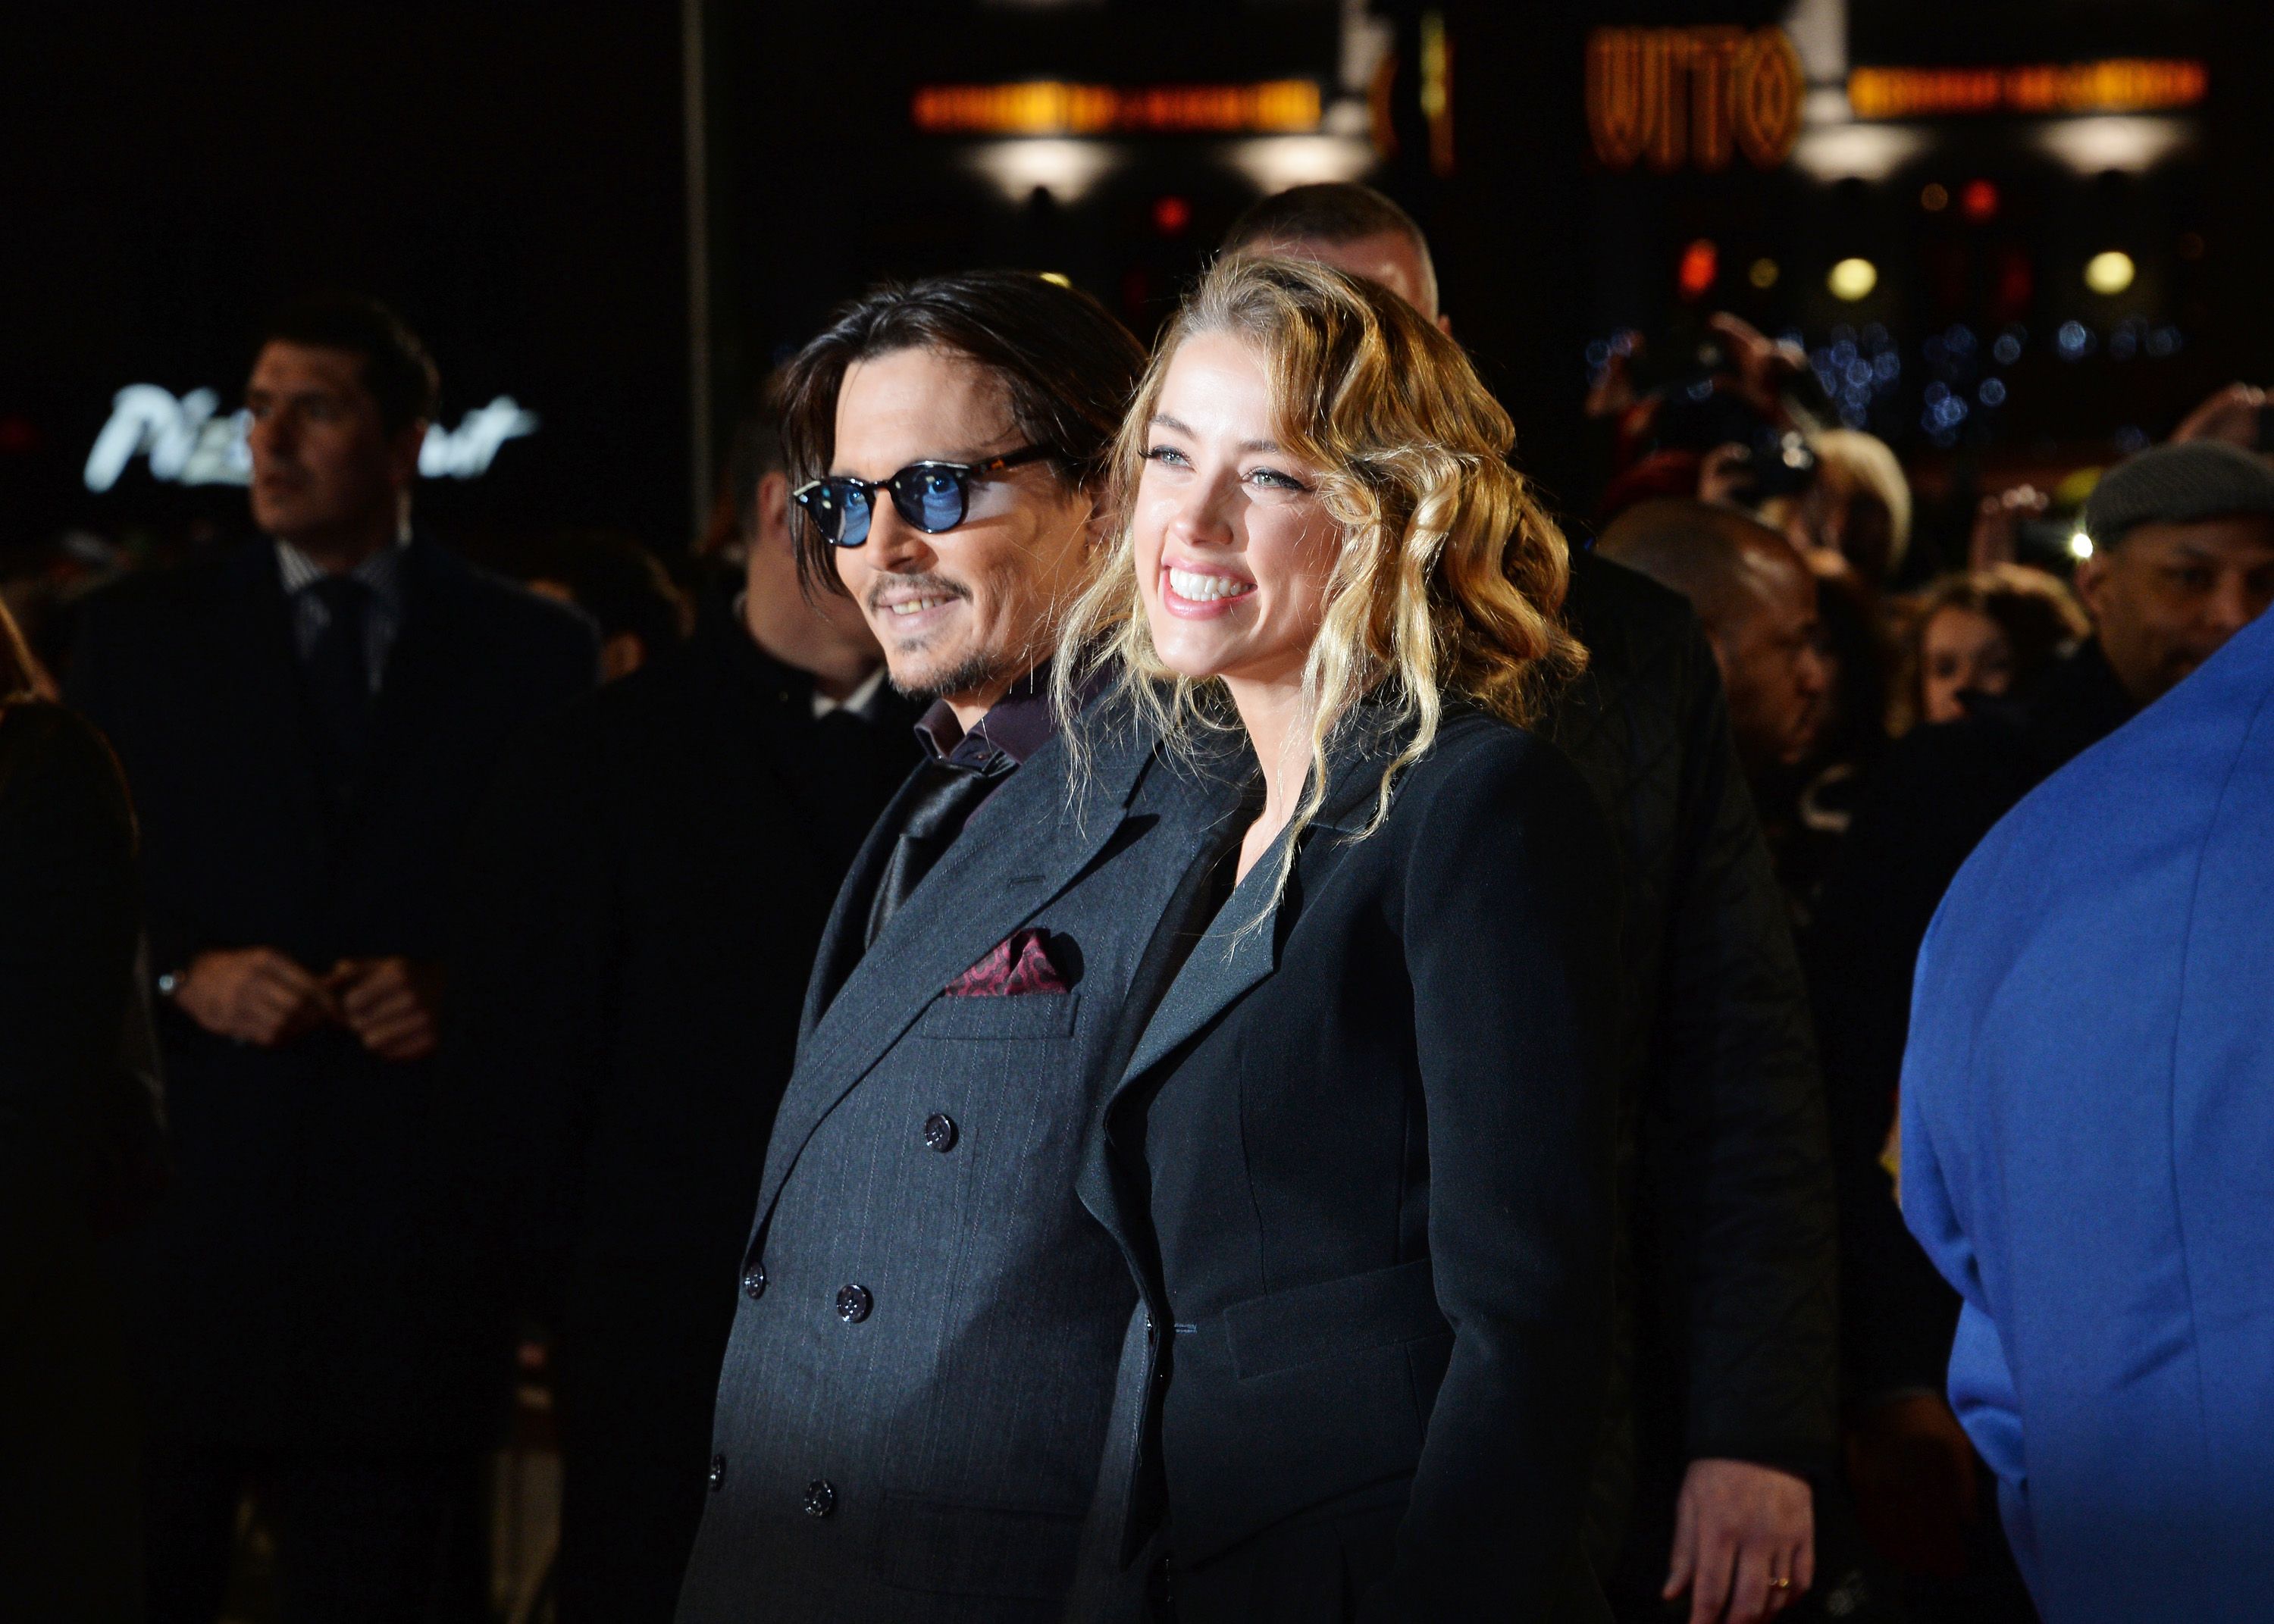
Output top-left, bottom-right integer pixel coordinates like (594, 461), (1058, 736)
(1104, 708), (1621, 1620)
(1806, 640), (2136, 1404)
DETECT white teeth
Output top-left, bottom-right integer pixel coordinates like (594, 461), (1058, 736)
(1167, 568), (1252, 603)
(886, 596), (950, 617)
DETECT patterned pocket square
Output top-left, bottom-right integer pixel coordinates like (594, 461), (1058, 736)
(944, 928), (1070, 997)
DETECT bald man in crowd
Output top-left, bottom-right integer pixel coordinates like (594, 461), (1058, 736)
(1226, 188), (1837, 1624)
(1596, 499), (1834, 785)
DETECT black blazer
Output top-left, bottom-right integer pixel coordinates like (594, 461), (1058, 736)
(1078, 709), (1621, 1622)
(676, 703), (1238, 1624)
(65, 536), (597, 1451)
(0, 702), (143, 1619)
(442, 593), (920, 1463)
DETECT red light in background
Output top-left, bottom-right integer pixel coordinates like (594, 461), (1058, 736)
(1152, 195), (1192, 236)
(1961, 179), (2000, 222)
(1677, 238), (1719, 299)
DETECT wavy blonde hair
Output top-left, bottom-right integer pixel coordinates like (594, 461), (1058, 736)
(1054, 254), (1583, 890)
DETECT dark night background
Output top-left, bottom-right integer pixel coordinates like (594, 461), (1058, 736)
(6, 2), (2272, 577)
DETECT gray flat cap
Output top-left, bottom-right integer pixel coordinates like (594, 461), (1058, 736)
(2083, 438), (2274, 548)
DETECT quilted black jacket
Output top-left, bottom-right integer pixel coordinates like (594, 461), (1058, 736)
(1549, 552), (1838, 1585)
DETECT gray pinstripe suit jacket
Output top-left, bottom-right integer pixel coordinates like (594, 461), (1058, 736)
(675, 704), (1238, 1624)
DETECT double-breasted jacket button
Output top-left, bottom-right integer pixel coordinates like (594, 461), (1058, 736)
(741, 1264), (767, 1300)
(708, 1454), (727, 1492)
(922, 1112), (958, 1152)
(835, 1284), (873, 1324)
(803, 1478), (837, 1519)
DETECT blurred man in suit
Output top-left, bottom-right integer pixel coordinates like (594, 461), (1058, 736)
(68, 295), (597, 1624)
(444, 390), (917, 1621)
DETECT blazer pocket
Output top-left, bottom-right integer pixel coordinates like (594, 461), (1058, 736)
(1225, 1258), (1449, 1381)
(873, 1491), (1085, 1600)
(914, 991), (1081, 1041)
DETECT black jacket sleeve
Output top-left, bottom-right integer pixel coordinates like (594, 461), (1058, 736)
(1651, 621), (1838, 1469)
(1383, 734), (1621, 1619)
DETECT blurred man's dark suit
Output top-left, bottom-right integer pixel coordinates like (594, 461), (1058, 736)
(1549, 551), (1838, 1607)
(443, 589), (919, 1621)
(66, 534), (597, 1622)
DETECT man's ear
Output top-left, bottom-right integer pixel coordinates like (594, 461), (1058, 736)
(389, 419), (428, 488)
(2071, 546), (2113, 624)
(756, 469), (794, 552)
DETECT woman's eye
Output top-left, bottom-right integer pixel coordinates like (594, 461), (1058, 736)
(1143, 445), (1189, 468)
(1246, 467), (1308, 492)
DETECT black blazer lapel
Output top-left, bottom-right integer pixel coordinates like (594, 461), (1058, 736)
(756, 720), (1160, 1225)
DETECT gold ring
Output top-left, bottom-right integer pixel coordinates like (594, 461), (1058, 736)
(1767, 1577), (1793, 1591)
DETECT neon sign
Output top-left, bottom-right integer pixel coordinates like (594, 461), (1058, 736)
(911, 80), (1322, 136)
(83, 386), (537, 494)
(1586, 26), (1805, 173)
(1846, 59), (2207, 120)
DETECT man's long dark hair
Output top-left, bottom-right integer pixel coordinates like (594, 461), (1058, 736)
(775, 271), (1146, 598)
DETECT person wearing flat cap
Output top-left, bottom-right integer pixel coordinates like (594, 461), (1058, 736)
(1801, 438), (2274, 1606)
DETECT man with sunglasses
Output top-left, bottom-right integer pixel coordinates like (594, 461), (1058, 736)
(674, 272), (1230, 1623)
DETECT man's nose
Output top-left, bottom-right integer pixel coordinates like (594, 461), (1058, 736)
(863, 502), (934, 573)
(2204, 573), (2261, 638)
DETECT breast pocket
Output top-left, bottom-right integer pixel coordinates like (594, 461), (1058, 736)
(913, 993), (1082, 1041)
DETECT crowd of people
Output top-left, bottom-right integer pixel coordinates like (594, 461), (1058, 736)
(4, 181), (2270, 1624)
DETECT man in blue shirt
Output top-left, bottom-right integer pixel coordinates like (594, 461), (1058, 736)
(1900, 529), (2274, 1621)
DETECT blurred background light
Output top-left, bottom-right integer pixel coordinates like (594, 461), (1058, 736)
(965, 138), (1119, 204)
(1749, 257), (1780, 289)
(1828, 257), (1879, 301)
(2084, 249), (2137, 295)
(2036, 115), (2194, 174)
(1790, 122), (1928, 183)
(1677, 239), (1718, 299)
(1223, 134), (1373, 193)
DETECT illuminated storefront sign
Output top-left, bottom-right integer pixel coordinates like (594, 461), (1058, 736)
(1586, 27), (1804, 174)
(1846, 58), (2207, 120)
(911, 80), (1323, 136)
(83, 384), (537, 494)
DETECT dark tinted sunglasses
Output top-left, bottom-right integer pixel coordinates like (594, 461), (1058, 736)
(793, 445), (1057, 548)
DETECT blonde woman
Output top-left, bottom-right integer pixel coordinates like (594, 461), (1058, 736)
(1061, 258), (1621, 1620)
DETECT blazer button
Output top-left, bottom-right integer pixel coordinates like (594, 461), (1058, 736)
(803, 1478), (837, 1519)
(708, 1454), (727, 1492)
(835, 1284), (873, 1324)
(922, 1112), (958, 1152)
(742, 1264), (767, 1300)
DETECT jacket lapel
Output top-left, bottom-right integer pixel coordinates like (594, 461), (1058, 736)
(756, 717), (1160, 1224)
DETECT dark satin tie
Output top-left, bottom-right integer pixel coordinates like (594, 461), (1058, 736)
(865, 757), (1007, 949)
(302, 574), (374, 800)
